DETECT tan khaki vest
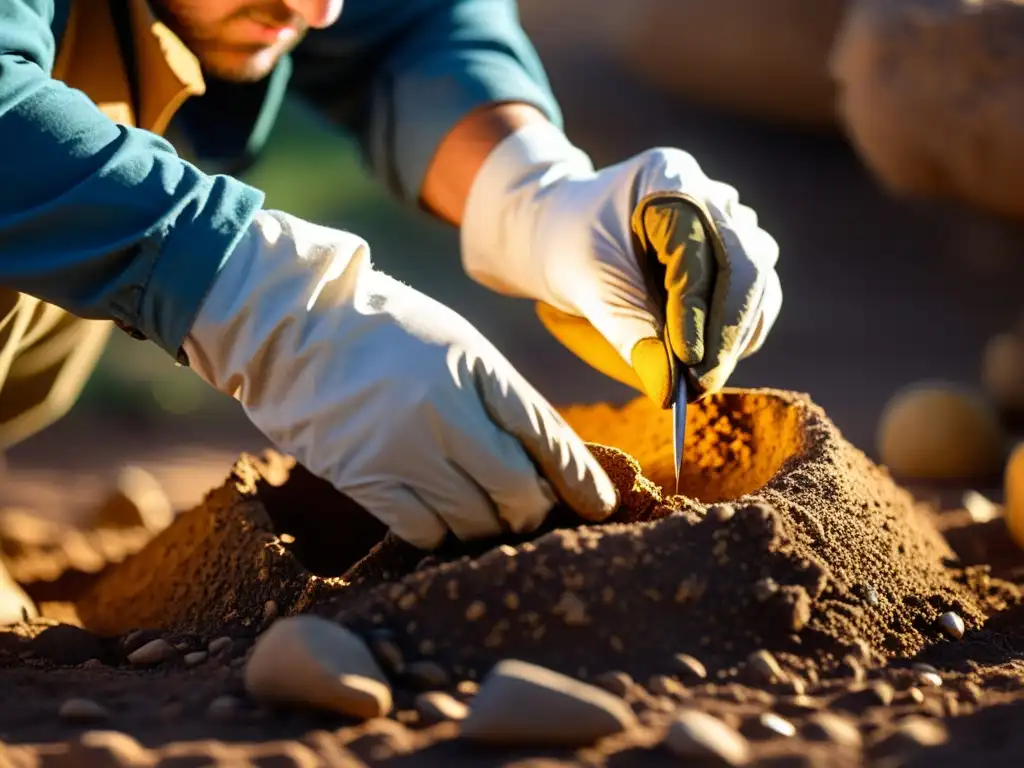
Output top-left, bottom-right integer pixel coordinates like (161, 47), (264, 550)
(0, 0), (206, 449)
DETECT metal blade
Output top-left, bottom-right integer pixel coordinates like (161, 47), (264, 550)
(672, 372), (688, 495)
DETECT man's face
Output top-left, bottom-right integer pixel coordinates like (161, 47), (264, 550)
(152, 1), (343, 82)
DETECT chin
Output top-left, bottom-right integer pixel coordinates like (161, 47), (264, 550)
(199, 48), (284, 83)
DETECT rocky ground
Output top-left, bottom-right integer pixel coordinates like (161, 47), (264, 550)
(1, 389), (1023, 767)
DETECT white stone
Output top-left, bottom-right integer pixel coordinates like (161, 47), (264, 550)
(244, 616), (391, 719)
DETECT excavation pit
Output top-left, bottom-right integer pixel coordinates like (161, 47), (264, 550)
(58, 389), (993, 685)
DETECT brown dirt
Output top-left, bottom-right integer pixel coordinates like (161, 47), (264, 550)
(2, 388), (1024, 766)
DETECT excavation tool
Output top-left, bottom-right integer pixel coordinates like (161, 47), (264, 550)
(535, 195), (718, 495)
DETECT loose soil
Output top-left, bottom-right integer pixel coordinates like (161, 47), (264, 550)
(2, 388), (1024, 766)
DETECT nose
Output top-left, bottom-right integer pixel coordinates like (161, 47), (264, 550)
(282, 0), (343, 29)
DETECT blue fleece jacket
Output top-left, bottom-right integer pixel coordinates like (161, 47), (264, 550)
(0, 0), (561, 356)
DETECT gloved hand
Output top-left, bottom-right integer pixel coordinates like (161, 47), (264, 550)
(461, 121), (782, 405)
(183, 211), (617, 549)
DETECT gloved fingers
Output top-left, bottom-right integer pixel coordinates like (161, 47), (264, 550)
(408, 460), (513, 542)
(439, 418), (560, 536)
(704, 179), (741, 219)
(475, 371), (618, 523)
(728, 200), (760, 234)
(691, 209), (778, 394)
(740, 269), (783, 360)
(344, 483), (449, 550)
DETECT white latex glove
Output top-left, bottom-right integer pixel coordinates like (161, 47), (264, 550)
(183, 210), (617, 549)
(461, 121), (782, 399)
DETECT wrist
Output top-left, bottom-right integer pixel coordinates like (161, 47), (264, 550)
(460, 121), (593, 307)
(184, 210), (368, 399)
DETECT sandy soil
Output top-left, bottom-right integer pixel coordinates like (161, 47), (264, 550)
(1, 390), (1023, 767)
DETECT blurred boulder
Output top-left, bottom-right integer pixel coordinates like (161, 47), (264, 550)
(525, 0), (847, 129)
(832, 0), (1024, 219)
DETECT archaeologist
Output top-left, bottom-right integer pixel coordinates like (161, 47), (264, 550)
(0, 0), (782, 619)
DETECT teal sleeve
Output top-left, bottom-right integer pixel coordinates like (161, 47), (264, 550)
(294, 0), (563, 201)
(0, 0), (265, 357)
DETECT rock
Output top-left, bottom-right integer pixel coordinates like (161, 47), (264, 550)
(958, 681), (983, 705)
(456, 680), (480, 698)
(747, 650), (785, 682)
(609, 0), (846, 129)
(918, 671), (943, 688)
(58, 698), (110, 724)
(593, 671), (634, 698)
(404, 661), (449, 691)
(870, 681), (895, 707)
(244, 615), (391, 719)
(368, 631), (405, 676)
(803, 712), (862, 748)
(183, 651), (208, 667)
(673, 654), (708, 681)
(206, 695), (242, 721)
(962, 490), (1002, 524)
(208, 636), (233, 655)
(648, 675), (685, 698)
(756, 712), (796, 738)
(831, 0), (1024, 220)
(1005, 442), (1024, 549)
(984, 333), (1024, 413)
(877, 715), (948, 755)
(875, 383), (1004, 480)
(127, 638), (175, 666)
(665, 709), (751, 765)
(415, 692), (469, 725)
(91, 465), (173, 532)
(460, 660), (637, 746)
(938, 611), (965, 640)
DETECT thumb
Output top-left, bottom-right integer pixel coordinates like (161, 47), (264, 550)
(632, 194), (717, 370)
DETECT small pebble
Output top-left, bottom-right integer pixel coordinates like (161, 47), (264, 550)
(208, 636), (233, 655)
(456, 680), (480, 697)
(263, 600), (278, 622)
(405, 661), (449, 691)
(127, 638), (176, 666)
(183, 651), (208, 667)
(753, 578), (778, 601)
(909, 687), (925, 704)
(918, 672), (943, 688)
(245, 615), (392, 719)
(593, 671), (633, 698)
(461, 659), (636, 746)
(958, 681), (983, 704)
(648, 675), (684, 698)
(206, 695), (241, 721)
(746, 650), (784, 682)
(673, 654), (707, 681)
(878, 716), (947, 755)
(122, 629), (151, 653)
(59, 698), (109, 724)
(871, 681), (895, 706)
(938, 611), (965, 640)
(707, 504), (735, 523)
(368, 633), (405, 675)
(80, 659), (104, 670)
(665, 709), (750, 766)
(757, 712), (796, 738)
(803, 712), (861, 748)
(415, 691), (469, 725)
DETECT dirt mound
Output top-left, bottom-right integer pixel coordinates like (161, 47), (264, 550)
(48, 390), (995, 689)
